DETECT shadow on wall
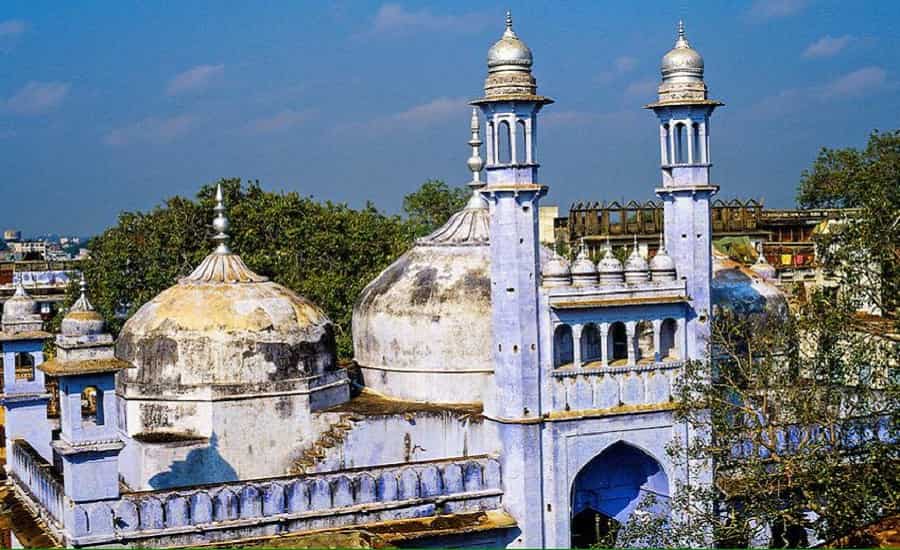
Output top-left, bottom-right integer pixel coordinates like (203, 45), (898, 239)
(148, 433), (237, 490)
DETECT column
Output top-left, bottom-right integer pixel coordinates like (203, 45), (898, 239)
(625, 321), (636, 366)
(652, 319), (662, 363)
(600, 322), (609, 367)
(699, 122), (708, 163)
(668, 119), (676, 164)
(486, 121), (495, 165)
(677, 318), (687, 360)
(509, 116), (518, 164)
(659, 124), (668, 165)
(572, 324), (583, 369)
(687, 122), (695, 164)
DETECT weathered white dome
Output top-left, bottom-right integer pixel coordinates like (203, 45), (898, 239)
(571, 246), (598, 286)
(624, 243), (651, 284)
(60, 276), (105, 337)
(487, 12), (533, 72)
(597, 245), (625, 286)
(650, 242), (677, 282)
(542, 251), (572, 287)
(712, 249), (787, 316)
(353, 202), (492, 404)
(2, 282), (38, 323)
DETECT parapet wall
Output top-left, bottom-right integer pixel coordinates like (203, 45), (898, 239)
(12, 450), (503, 548)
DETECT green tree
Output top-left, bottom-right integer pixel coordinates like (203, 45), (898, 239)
(612, 130), (900, 548)
(72, 179), (415, 359)
(402, 179), (470, 237)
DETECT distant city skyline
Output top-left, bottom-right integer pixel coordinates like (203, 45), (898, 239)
(1, 1), (898, 235)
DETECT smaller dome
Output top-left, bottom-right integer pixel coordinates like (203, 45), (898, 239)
(750, 250), (777, 281)
(542, 251), (571, 287)
(624, 238), (650, 284)
(571, 244), (597, 286)
(661, 21), (704, 82)
(61, 275), (105, 337)
(487, 12), (533, 73)
(597, 243), (625, 286)
(650, 237), (677, 282)
(2, 281), (38, 323)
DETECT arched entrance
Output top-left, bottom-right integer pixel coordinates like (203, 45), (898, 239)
(570, 442), (670, 547)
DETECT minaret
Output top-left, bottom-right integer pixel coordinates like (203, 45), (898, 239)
(647, 21), (722, 359)
(472, 12), (552, 547)
(40, 275), (130, 505)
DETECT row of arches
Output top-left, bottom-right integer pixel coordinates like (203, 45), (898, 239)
(554, 319), (681, 369)
(487, 116), (534, 165)
(661, 120), (708, 165)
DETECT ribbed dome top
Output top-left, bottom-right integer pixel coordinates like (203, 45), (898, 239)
(61, 276), (105, 337)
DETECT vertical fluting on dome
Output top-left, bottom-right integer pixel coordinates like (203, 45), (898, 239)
(181, 184), (268, 284)
(624, 235), (651, 284)
(571, 238), (598, 286)
(61, 274), (106, 338)
(650, 233), (677, 282)
(597, 236), (625, 286)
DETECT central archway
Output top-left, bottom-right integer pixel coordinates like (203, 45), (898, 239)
(570, 442), (670, 547)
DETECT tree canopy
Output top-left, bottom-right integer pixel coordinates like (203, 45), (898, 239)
(72, 178), (467, 359)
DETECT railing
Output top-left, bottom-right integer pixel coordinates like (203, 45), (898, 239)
(8, 439), (64, 527)
(66, 455), (503, 546)
(551, 361), (684, 412)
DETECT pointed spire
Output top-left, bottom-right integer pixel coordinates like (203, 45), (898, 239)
(71, 273), (95, 312)
(658, 231), (667, 253)
(503, 10), (517, 38)
(675, 19), (691, 48)
(467, 108), (484, 189)
(212, 183), (231, 255)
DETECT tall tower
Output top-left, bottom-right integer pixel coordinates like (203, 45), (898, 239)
(647, 21), (722, 359)
(473, 12), (552, 547)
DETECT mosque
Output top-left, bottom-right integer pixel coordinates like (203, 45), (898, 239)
(1, 15), (783, 548)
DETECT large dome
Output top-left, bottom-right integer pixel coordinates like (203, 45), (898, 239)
(117, 187), (336, 400)
(353, 198), (492, 404)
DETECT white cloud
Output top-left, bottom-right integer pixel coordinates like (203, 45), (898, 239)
(623, 78), (657, 100)
(245, 109), (312, 134)
(749, 66), (888, 118)
(166, 64), (224, 96)
(747, 0), (809, 21)
(0, 19), (26, 38)
(596, 55), (638, 84)
(370, 4), (486, 35)
(819, 66), (887, 98)
(803, 35), (853, 58)
(103, 114), (195, 146)
(6, 81), (70, 115)
(333, 96), (468, 137)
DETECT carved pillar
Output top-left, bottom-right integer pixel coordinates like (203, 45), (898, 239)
(572, 324), (583, 369)
(687, 121), (695, 164)
(677, 317), (687, 359)
(625, 321), (636, 366)
(652, 319), (662, 363)
(600, 322), (610, 367)
(509, 116), (518, 164)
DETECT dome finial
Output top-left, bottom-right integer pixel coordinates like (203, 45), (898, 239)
(505, 10), (513, 31)
(71, 272), (96, 312)
(675, 19), (690, 48)
(212, 183), (231, 255)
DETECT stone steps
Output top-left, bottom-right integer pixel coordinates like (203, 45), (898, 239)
(290, 413), (358, 475)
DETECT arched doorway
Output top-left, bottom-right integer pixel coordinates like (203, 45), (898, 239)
(608, 322), (627, 364)
(570, 442), (670, 547)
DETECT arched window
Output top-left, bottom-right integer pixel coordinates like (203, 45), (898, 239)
(581, 324), (601, 364)
(14, 352), (35, 381)
(659, 319), (678, 360)
(516, 119), (527, 164)
(674, 123), (687, 164)
(81, 386), (104, 426)
(608, 322), (628, 364)
(691, 122), (702, 163)
(635, 321), (654, 363)
(554, 325), (574, 368)
(497, 120), (511, 164)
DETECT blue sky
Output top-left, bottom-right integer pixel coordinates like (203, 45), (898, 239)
(1, 1), (898, 235)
